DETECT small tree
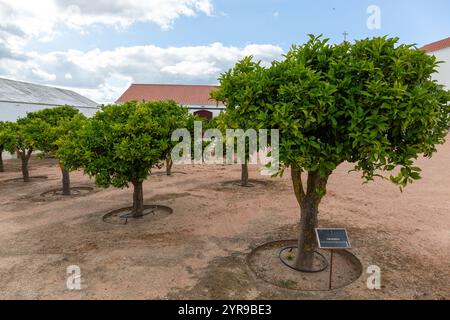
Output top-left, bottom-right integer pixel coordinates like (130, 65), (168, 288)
(27, 106), (85, 195)
(213, 57), (267, 186)
(225, 36), (450, 271)
(3, 118), (46, 182)
(59, 101), (171, 218)
(148, 100), (190, 176)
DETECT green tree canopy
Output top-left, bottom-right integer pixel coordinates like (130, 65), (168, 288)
(27, 106), (79, 127)
(3, 116), (47, 182)
(269, 36), (450, 186)
(25, 106), (82, 155)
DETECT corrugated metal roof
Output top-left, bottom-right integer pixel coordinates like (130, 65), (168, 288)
(116, 84), (222, 106)
(421, 37), (450, 53)
(0, 78), (99, 108)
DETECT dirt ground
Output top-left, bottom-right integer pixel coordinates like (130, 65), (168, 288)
(0, 141), (449, 300)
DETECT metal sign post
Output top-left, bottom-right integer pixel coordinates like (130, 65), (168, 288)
(329, 250), (334, 290)
(315, 228), (352, 290)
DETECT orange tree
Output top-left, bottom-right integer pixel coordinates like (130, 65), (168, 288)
(149, 100), (190, 176)
(3, 117), (46, 182)
(213, 57), (266, 186)
(224, 36), (450, 271)
(59, 101), (183, 218)
(27, 106), (86, 195)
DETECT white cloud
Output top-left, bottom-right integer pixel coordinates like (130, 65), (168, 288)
(0, 43), (284, 103)
(0, 0), (214, 49)
(161, 61), (221, 76)
(0, 0), (284, 104)
(56, 0), (214, 29)
(31, 68), (56, 82)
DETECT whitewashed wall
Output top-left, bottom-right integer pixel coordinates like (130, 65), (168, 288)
(0, 102), (100, 162)
(0, 101), (100, 122)
(429, 47), (450, 89)
(1, 152), (16, 160)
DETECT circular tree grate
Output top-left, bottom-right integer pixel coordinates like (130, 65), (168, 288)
(102, 205), (173, 225)
(3, 176), (49, 183)
(40, 187), (94, 199)
(247, 240), (363, 291)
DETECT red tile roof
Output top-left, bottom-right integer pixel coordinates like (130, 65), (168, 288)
(421, 37), (450, 53)
(116, 84), (222, 106)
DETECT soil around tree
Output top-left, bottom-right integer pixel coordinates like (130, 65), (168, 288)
(0, 153), (449, 299)
(151, 171), (187, 177)
(1, 176), (48, 184)
(247, 240), (363, 291)
(103, 205), (173, 225)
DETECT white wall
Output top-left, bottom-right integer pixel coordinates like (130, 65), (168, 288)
(429, 47), (450, 89)
(0, 101), (99, 122)
(1, 151), (16, 160)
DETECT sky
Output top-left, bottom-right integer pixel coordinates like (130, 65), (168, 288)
(0, 0), (449, 104)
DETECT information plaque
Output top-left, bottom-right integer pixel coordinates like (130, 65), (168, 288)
(315, 228), (351, 250)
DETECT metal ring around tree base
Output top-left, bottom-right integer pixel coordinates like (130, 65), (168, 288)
(119, 205), (160, 219)
(102, 205), (173, 225)
(279, 246), (329, 273)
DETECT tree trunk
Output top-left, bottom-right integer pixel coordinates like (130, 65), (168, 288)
(166, 157), (173, 176)
(295, 195), (320, 270)
(0, 149), (4, 173)
(60, 163), (71, 196)
(241, 162), (249, 187)
(20, 149), (32, 182)
(132, 180), (144, 218)
(291, 167), (330, 271)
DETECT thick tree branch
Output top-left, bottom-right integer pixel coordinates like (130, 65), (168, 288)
(306, 171), (331, 205)
(26, 148), (33, 160)
(291, 165), (306, 205)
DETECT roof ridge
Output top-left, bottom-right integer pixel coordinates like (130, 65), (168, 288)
(421, 37), (450, 52)
(0, 77), (99, 107)
(0, 77), (93, 98)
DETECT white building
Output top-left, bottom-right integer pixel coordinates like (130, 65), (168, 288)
(0, 78), (100, 122)
(422, 37), (450, 89)
(116, 84), (225, 119)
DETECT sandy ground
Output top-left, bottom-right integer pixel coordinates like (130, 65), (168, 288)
(0, 141), (449, 300)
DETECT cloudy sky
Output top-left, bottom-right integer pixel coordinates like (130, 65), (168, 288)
(0, 0), (449, 104)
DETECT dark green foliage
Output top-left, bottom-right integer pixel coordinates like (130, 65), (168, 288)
(3, 117), (44, 156)
(59, 100), (185, 189)
(228, 36), (450, 188)
(27, 106), (79, 127)
(27, 106), (84, 155)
